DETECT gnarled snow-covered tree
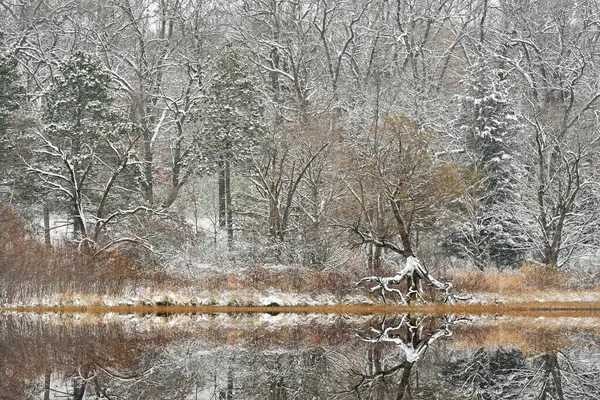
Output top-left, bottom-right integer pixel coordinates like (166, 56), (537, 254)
(344, 115), (469, 303)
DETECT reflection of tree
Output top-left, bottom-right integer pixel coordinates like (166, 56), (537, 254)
(0, 314), (173, 400)
(535, 352), (565, 399)
(7, 313), (600, 399)
(233, 347), (331, 400)
(524, 349), (600, 400)
(447, 342), (600, 399)
(446, 347), (528, 399)
(351, 315), (461, 399)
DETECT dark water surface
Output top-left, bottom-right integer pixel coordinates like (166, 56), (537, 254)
(2, 312), (600, 399)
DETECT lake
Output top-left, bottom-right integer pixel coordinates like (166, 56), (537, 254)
(2, 311), (599, 399)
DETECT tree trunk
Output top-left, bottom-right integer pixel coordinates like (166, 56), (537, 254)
(544, 247), (559, 268)
(43, 203), (51, 246)
(373, 245), (383, 275)
(225, 160), (233, 247)
(72, 200), (84, 240)
(396, 362), (414, 400)
(44, 371), (51, 400)
(269, 376), (287, 400)
(367, 242), (374, 270)
(542, 352), (565, 400)
(406, 274), (414, 304)
(395, 218), (420, 303)
(142, 128), (154, 206)
(218, 161), (226, 228)
(73, 377), (86, 400)
(269, 185), (280, 239)
(226, 366), (234, 400)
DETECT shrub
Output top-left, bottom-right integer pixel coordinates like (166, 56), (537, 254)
(0, 202), (172, 304)
(197, 265), (358, 298)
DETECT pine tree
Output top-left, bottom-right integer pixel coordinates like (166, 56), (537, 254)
(43, 52), (114, 238)
(200, 47), (264, 245)
(0, 47), (26, 204)
(0, 51), (23, 135)
(28, 52), (138, 249)
(452, 59), (527, 269)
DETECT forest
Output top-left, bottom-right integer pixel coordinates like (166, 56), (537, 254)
(1, 0), (600, 305)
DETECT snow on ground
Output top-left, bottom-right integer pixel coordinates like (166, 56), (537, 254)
(2, 309), (373, 334)
(5, 286), (600, 309)
(0, 287), (376, 309)
(466, 289), (600, 304)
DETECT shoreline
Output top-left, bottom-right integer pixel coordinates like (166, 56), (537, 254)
(6, 301), (600, 317)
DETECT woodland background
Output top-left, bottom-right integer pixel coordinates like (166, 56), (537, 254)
(1, 0), (600, 285)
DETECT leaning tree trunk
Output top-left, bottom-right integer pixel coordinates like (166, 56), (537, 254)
(392, 201), (422, 303)
(353, 224), (469, 304)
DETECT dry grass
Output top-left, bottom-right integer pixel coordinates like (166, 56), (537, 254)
(451, 316), (600, 353)
(196, 265), (358, 298)
(0, 202), (179, 304)
(446, 262), (594, 295)
(5, 202), (600, 308)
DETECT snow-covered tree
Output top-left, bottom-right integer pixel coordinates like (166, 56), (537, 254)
(249, 119), (341, 265)
(0, 51), (22, 135)
(0, 48), (25, 202)
(495, 0), (600, 268)
(449, 60), (528, 269)
(26, 52), (145, 252)
(200, 47), (264, 245)
(93, 0), (221, 209)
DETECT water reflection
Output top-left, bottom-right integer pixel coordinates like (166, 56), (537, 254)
(1, 312), (600, 399)
(351, 315), (464, 399)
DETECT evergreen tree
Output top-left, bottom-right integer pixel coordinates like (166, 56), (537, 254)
(450, 59), (527, 269)
(0, 48), (25, 202)
(0, 51), (23, 135)
(200, 47), (264, 245)
(28, 52), (138, 249)
(43, 52), (114, 237)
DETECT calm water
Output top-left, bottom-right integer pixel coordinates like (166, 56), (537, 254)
(2, 312), (600, 399)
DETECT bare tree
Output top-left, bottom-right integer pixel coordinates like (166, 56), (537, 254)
(250, 119), (342, 264)
(494, 0), (600, 267)
(342, 115), (469, 303)
(94, 0), (221, 208)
